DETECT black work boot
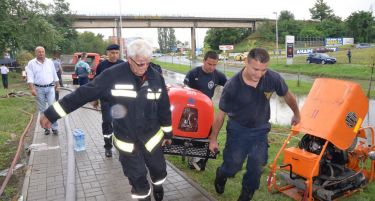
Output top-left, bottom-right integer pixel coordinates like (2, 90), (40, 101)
(105, 149), (112, 157)
(214, 167), (227, 194)
(237, 188), (254, 201)
(44, 129), (50, 135)
(153, 184), (164, 201)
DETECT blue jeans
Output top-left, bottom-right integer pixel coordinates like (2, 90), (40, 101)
(35, 86), (58, 130)
(219, 119), (270, 191)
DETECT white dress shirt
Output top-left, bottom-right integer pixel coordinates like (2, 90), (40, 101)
(0, 65), (9, 74)
(26, 58), (59, 85)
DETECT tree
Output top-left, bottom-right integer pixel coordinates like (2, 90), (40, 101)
(318, 16), (345, 38)
(345, 11), (375, 43)
(299, 24), (323, 37)
(309, 0), (334, 21)
(0, 0), (29, 55)
(74, 32), (110, 54)
(279, 10), (295, 21)
(276, 11), (302, 44)
(254, 21), (274, 41)
(47, 0), (78, 53)
(204, 28), (252, 50)
(157, 28), (177, 53)
(0, 0), (78, 57)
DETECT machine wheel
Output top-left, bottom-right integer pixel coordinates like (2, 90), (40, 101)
(307, 60), (311, 64)
(321, 60), (325, 64)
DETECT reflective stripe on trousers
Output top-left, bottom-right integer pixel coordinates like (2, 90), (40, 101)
(131, 188), (151, 199)
(113, 129), (164, 153)
(151, 176), (166, 185)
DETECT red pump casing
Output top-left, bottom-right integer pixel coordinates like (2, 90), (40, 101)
(168, 86), (214, 139)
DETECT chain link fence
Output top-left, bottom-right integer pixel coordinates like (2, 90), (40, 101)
(295, 36), (325, 48)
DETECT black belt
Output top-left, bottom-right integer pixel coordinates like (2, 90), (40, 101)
(34, 83), (54, 87)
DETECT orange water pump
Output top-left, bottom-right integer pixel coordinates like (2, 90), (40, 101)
(163, 85), (217, 170)
(268, 78), (375, 201)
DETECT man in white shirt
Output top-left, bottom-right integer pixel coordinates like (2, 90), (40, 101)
(0, 64), (9, 89)
(27, 46), (60, 135)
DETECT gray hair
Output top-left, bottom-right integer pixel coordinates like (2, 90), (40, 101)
(127, 39), (153, 59)
(35, 46), (45, 52)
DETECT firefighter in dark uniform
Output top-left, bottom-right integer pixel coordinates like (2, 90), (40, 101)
(183, 51), (227, 171)
(40, 39), (172, 201)
(92, 44), (124, 157)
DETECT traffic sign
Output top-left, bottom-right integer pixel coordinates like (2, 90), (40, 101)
(219, 45), (234, 50)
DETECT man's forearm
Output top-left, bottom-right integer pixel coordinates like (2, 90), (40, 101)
(209, 110), (226, 141)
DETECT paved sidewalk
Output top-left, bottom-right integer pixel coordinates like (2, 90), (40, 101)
(22, 89), (216, 201)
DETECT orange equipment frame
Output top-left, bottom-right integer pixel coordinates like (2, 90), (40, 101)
(267, 78), (375, 201)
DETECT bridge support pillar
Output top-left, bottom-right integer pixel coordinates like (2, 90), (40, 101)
(191, 27), (196, 59)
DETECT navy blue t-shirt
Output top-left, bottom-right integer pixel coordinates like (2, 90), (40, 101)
(219, 68), (288, 128)
(184, 66), (227, 99)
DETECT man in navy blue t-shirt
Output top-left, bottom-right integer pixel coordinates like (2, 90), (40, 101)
(183, 51), (227, 171)
(184, 51), (227, 99)
(209, 48), (301, 201)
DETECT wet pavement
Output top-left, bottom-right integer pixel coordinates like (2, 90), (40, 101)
(21, 88), (216, 201)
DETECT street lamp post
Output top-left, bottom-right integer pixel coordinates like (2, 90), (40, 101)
(273, 12), (279, 65)
(118, 0), (124, 59)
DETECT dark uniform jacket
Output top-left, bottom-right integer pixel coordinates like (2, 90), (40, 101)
(44, 62), (172, 145)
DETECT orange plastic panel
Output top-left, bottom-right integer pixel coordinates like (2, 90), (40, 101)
(292, 78), (368, 150)
(283, 147), (320, 178)
(168, 86), (214, 139)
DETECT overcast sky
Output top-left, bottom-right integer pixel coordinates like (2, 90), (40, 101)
(40, 0), (374, 47)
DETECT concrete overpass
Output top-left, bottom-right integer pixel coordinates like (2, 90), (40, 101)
(72, 15), (267, 58)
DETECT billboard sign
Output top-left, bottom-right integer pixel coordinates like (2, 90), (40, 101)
(219, 45), (234, 51)
(286, 43), (294, 58)
(325, 38), (343, 46)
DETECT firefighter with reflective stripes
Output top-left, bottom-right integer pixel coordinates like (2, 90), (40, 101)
(40, 39), (172, 201)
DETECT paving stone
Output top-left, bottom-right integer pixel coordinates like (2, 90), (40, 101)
(22, 89), (215, 201)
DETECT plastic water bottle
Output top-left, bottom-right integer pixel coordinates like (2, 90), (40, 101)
(73, 129), (85, 151)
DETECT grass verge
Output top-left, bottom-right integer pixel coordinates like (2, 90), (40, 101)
(0, 72), (36, 201)
(166, 123), (375, 201)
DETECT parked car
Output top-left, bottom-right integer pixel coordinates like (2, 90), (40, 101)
(234, 54), (246, 61)
(355, 43), (372, 49)
(306, 53), (336, 64)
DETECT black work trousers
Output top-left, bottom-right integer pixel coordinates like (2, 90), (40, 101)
(119, 144), (167, 198)
(101, 101), (113, 150)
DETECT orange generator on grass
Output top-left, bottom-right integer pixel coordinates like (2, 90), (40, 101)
(268, 78), (375, 201)
(163, 85), (217, 170)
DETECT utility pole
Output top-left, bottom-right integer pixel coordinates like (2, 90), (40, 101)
(273, 12), (279, 65)
(118, 0), (124, 59)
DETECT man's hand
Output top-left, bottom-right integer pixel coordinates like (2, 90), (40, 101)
(291, 114), (301, 126)
(209, 138), (219, 153)
(55, 86), (60, 93)
(31, 88), (36, 96)
(162, 139), (172, 147)
(40, 114), (52, 129)
(91, 100), (99, 110)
